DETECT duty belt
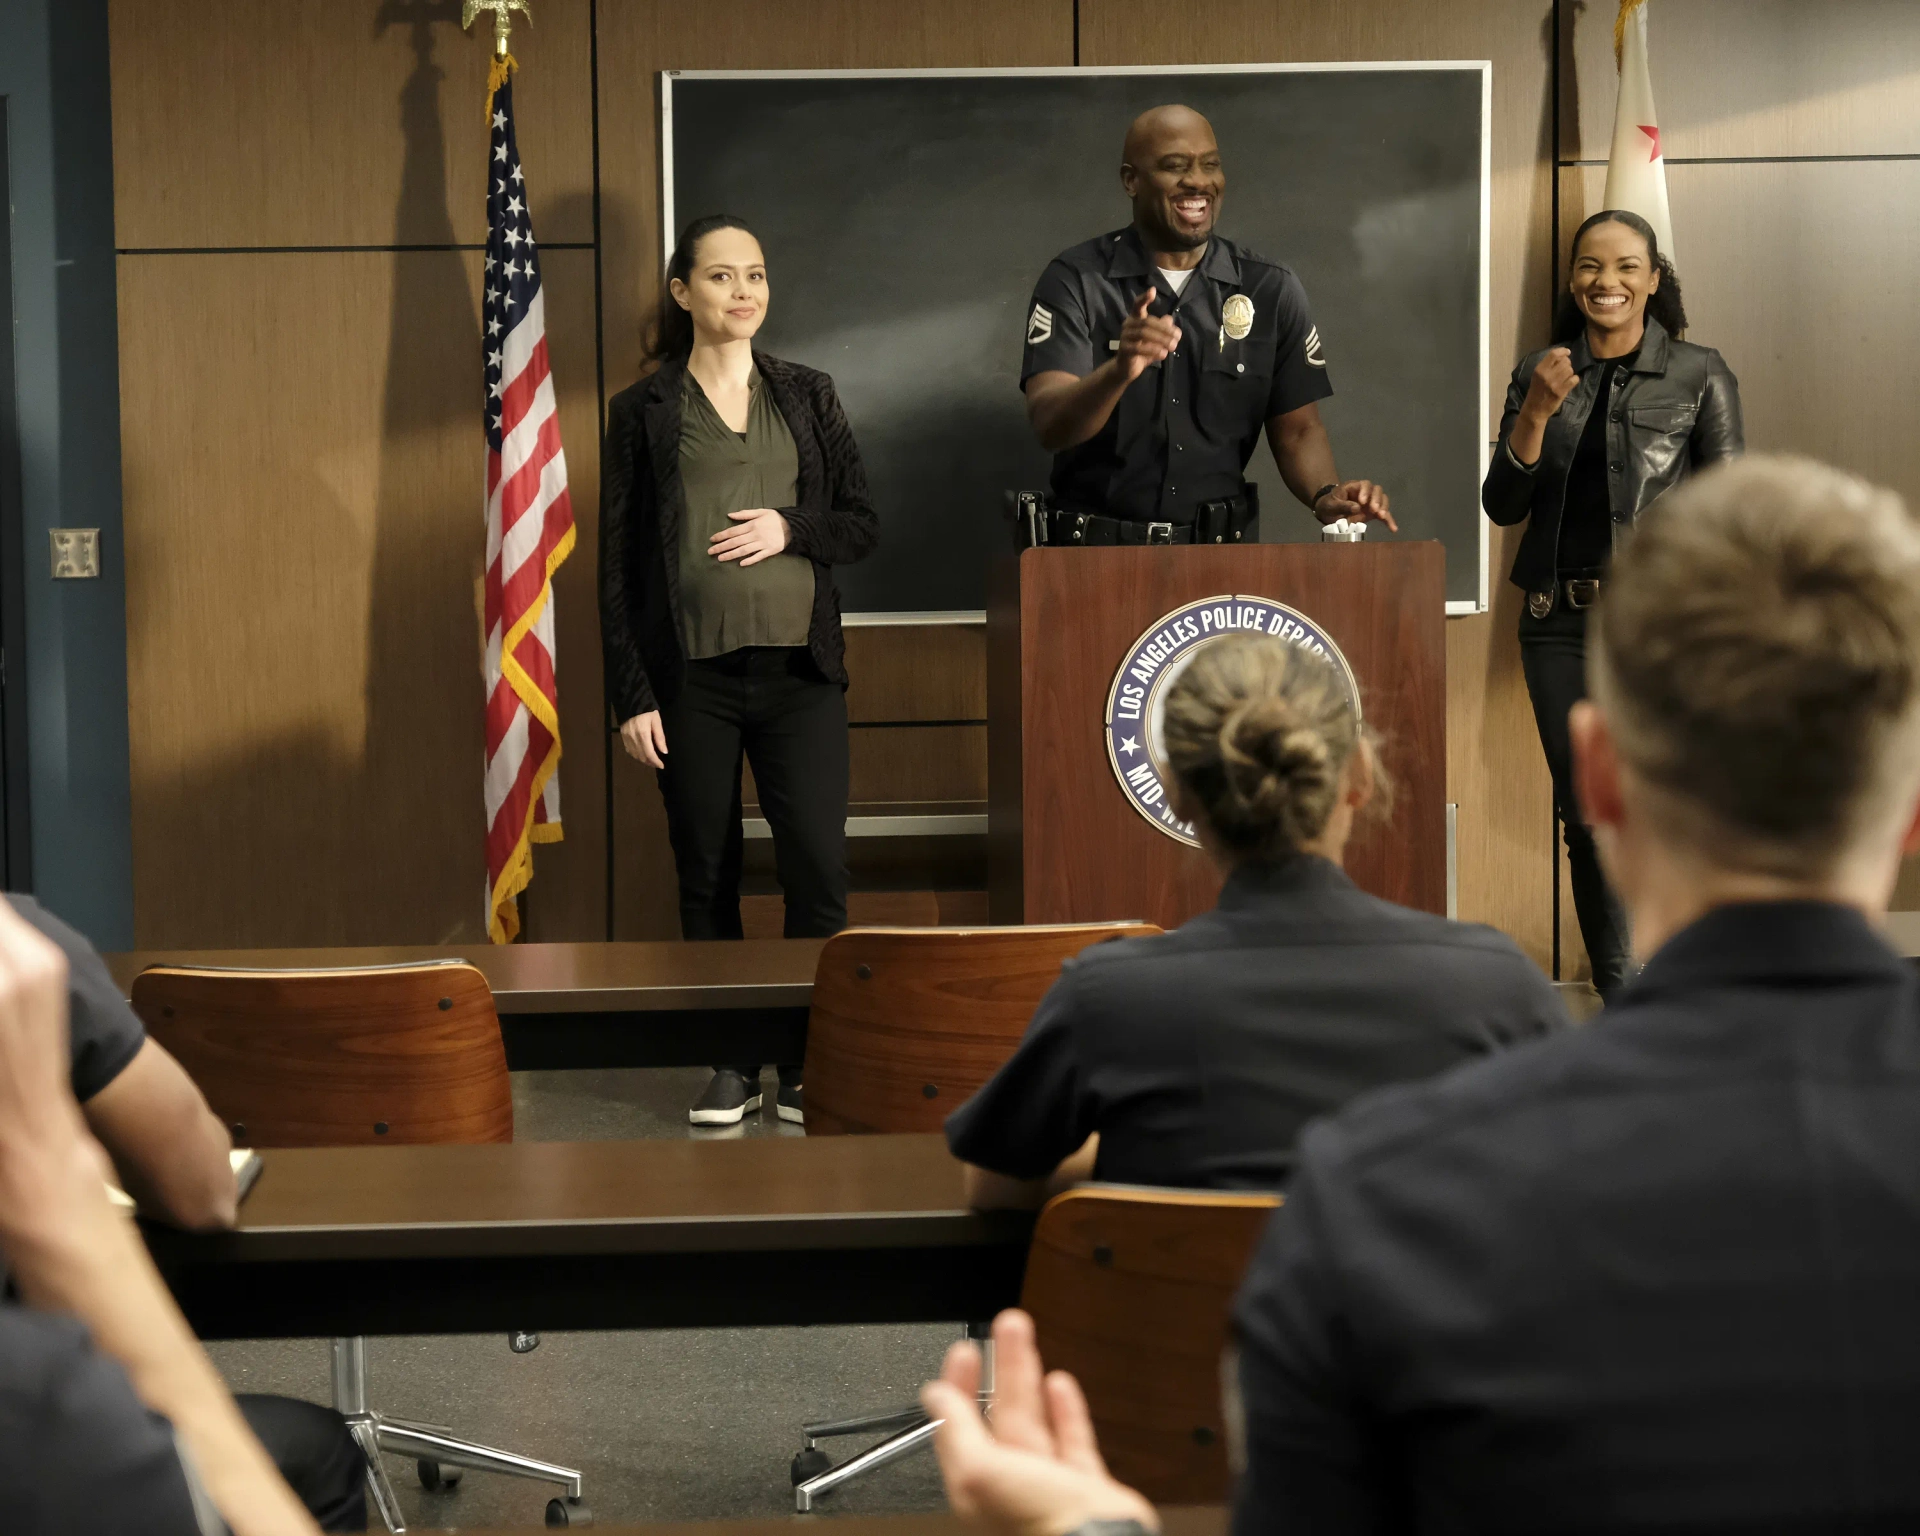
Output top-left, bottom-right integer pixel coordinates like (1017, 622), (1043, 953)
(1010, 489), (1259, 550)
(1528, 576), (1604, 618)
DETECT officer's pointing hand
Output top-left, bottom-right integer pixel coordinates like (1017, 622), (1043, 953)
(1115, 287), (1180, 384)
(1317, 480), (1397, 533)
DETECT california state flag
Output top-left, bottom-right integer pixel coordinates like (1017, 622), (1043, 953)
(1602, 0), (1674, 259)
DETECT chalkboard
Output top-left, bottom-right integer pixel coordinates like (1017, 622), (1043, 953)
(663, 66), (1489, 613)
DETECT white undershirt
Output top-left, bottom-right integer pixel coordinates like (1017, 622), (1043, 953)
(1155, 265), (1197, 296)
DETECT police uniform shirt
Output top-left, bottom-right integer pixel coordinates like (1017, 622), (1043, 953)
(1230, 901), (1920, 1534)
(5, 895), (148, 1102)
(1021, 226), (1335, 525)
(944, 857), (1565, 1191)
(0, 1304), (215, 1536)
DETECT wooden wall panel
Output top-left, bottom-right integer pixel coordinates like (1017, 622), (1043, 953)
(1448, 524), (1557, 964)
(599, 2), (1075, 939)
(1081, 0), (1560, 966)
(108, 0), (594, 248)
(844, 624), (987, 722)
(1895, 860), (1920, 912)
(118, 247), (602, 946)
(1563, 0), (1920, 163)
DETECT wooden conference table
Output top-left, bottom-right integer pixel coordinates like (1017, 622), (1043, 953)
(143, 1133), (1031, 1342)
(488, 1512), (1227, 1536)
(107, 923), (1920, 1077)
(106, 939), (825, 1072)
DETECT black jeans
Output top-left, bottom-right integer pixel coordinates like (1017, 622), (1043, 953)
(1518, 602), (1632, 994)
(657, 647), (848, 1080)
(235, 1394), (367, 1531)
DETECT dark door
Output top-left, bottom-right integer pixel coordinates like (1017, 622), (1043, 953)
(0, 102), (35, 889)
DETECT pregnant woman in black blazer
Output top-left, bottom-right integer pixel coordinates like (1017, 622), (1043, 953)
(598, 215), (879, 1126)
(1483, 209), (1742, 997)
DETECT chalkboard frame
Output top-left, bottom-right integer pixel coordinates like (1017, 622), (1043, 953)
(661, 63), (1493, 620)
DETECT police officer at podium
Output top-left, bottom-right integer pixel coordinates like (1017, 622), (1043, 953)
(1019, 104), (1394, 546)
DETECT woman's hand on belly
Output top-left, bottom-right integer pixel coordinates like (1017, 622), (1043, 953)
(708, 507), (791, 567)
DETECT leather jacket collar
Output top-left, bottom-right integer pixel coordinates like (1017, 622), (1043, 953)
(1568, 314), (1670, 376)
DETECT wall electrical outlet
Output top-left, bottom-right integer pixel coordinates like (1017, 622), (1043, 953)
(50, 529), (101, 579)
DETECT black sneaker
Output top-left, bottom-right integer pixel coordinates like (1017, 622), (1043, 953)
(690, 1069), (762, 1126)
(775, 1082), (804, 1125)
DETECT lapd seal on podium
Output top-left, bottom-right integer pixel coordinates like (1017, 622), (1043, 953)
(1104, 594), (1360, 846)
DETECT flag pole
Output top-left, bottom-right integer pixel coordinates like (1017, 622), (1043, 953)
(1613, 0), (1646, 67)
(462, 0), (531, 115)
(469, 0), (577, 944)
(1601, 0), (1674, 262)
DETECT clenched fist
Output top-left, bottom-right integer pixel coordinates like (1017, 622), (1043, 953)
(1114, 287), (1181, 384)
(1521, 346), (1579, 424)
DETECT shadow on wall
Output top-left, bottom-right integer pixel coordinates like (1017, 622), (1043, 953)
(361, 0), (489, 943)
(135, 2), (486, 948)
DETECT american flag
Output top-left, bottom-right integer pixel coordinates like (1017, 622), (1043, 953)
(482, 78), (575, 944)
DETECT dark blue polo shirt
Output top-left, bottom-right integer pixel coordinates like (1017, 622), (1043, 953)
(0, 1305), (209, 1535)
(1233, 900), (1920, 1534)
(1021, 226), (1335, 525)
(945, 857), (1565, 1190)
(5, 895), (147, 1102)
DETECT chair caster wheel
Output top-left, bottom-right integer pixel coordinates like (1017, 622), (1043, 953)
(546, 1495), (593, 1527)
(510, 1330), (542, 1354)
(416, 1460), (463, 1491)
(791, 1447), (833, 1485)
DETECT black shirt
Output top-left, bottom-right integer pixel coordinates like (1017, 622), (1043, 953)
(0, 1304), (210, 1535)
(1556, 349), (1638, 575)
(1021, 227), (1335, 525)
(1233, 901), (1920, 1535)
(944, 857), (1566, 1190)
(6, 895), (148, 1102)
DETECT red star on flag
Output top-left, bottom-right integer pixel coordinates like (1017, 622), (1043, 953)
(1639, 124), (1662, 162)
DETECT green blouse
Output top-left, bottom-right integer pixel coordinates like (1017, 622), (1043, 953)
(676, 368), (815, 660)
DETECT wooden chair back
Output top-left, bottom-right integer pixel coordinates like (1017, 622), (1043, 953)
(130, 962), (512, 1148)
(803, 923), (1160, 1135)
(1021, 1185), (1280, 1504)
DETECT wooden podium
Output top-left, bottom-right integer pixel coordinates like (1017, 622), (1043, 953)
(987, 542), (1446, 931)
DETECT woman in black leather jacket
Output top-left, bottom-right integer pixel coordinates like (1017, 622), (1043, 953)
(1482, 209), (1741, 996)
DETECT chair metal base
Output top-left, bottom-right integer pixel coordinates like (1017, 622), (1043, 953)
(332, 1337), (581, 1533)
(790, 1326), (993, 1512)
(795, 1415), (940, 1511)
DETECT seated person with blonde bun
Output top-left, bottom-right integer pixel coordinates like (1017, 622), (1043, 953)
(945, 633), (1566, 1205)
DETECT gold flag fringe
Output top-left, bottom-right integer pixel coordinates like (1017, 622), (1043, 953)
(486, 51), (518, 122)
(1614, 0), (1647, 68)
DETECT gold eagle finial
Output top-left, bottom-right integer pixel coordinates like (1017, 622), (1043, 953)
(462, 0), (532, 58)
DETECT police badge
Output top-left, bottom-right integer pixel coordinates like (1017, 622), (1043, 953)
(1221, 293), (1255, 341)
(1106, 596), (1360, 847)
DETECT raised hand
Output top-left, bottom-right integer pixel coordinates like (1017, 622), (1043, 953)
(923, 1309), (1159, 1536)
(1522, 346), (1580, 423)
(1115, 287), (1180, 384)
